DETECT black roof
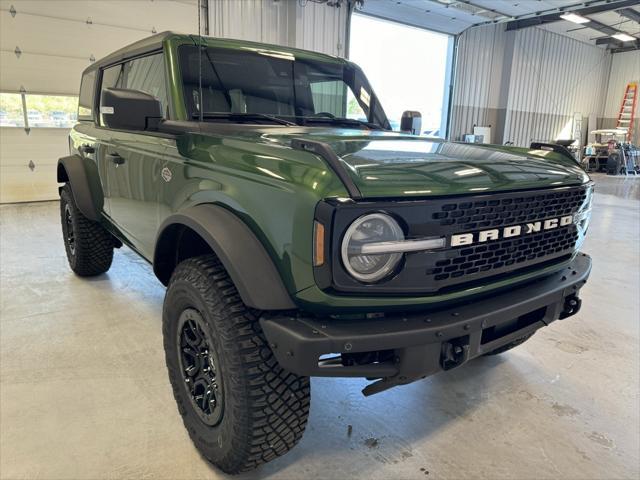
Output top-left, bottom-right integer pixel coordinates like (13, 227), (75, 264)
(83, 31), (186, 73)
(82, 31), (347, 76)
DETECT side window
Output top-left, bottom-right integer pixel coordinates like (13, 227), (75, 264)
(78, 70), (96, 120)
(102, 64), (124, 90)
(310, 80), (346, 118)
(100, 64), (125, 125)
(346, 89), (366, 121)
(124, 54), (168, 116)
(310, 80), (366, 120)
(99, 53), (168, 126)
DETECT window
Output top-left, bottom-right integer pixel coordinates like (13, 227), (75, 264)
(0, 92), (77, 128)
(100, 53), (168, 125)
(25, 94), (78, 128)
(125, 54), (168, 111)
(177, 45), (390, 128)
(0, 93), (25, 127)
(309, 81), (366, 120)
(310, 80), (346, 117)
(349, 14), (454, 136)
(347, 89), (367, 120)
(78, 70), (96, 120)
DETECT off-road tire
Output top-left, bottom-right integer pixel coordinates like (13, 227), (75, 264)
(60, 183), (114, 276)
(484, 333), (534, 356)
(163, 255), (310, 474)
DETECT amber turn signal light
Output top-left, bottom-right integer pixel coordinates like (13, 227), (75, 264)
(313, 221), (325, 267)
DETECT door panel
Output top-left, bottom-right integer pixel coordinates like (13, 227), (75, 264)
(97, 51), (171, 259)
(105, 131), (169, 260)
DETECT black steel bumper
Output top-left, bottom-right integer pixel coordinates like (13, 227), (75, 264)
(260, 253), (591, 395)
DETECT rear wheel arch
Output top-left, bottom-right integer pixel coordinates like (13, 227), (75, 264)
(153, 204), (296, 311)
(57, 162), (70, 183)
(57, 155), (103, 221)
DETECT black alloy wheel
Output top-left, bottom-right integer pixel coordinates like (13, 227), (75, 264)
(63, 203), (76, 255)
(177, 308), (224, 426)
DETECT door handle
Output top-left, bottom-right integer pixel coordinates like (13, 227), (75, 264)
(107, 153), (125, 165)
(79, 144), (95, 155)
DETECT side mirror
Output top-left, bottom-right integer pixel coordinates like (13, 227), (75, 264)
(401, 111), (422, 135)
(100, 88), (162, 131)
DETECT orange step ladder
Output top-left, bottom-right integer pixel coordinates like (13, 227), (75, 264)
(617, 82), (637, 142)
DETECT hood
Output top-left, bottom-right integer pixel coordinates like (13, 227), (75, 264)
(264, 130), (589, 198)
(186, 125), (589, 199)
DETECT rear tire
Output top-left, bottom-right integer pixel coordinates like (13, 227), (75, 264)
(484, 333), (534, 356)
(162, 254), (310, 474)
(60, 184), (114, 276)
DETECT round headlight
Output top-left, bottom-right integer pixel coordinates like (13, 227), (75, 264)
(341, 213), (404, 283)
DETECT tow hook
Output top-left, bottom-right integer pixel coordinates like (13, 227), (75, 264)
(560, 295), (582, 319)
(440, 337), (470, 370)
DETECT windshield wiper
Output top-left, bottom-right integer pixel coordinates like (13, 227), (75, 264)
(302, 116), (383, 130)
(194, 112), (296, 126)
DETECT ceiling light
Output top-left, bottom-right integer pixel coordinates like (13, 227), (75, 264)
(560, 13), (590, 24)
(612, 33), (636, 42)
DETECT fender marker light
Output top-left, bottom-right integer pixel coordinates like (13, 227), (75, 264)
(313, 221), (325, 267)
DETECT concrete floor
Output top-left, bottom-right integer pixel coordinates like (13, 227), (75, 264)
(1, 173), (639, 480)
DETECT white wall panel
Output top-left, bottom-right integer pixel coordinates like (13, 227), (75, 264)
(0, 0), (198, 94)
(451, 23), (612, 147)
(0, 127), (68, 203)
(602, 50), (640, 143)
(452, 24), (507, 109)
(0, 50), (88, 95)
(0, 0), (198, 203)
(604, 51), (640, 118)
(209, 0), (346, 57)
(503, 27), (610, 146)
(210, 0), (293, 47)
(295, 0), (346, 57)
(449, 24), (513, 142)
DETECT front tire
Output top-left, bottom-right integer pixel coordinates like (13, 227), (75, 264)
(162, 255), (310, 474)
(60, 184), (114, 276)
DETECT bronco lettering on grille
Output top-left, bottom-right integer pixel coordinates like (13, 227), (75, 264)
(450, 215), (573, 247)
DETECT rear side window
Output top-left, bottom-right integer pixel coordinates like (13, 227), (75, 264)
(99, 53), (168, 125)
(78, 70), (96, 120)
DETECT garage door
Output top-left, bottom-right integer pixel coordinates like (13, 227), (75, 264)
(0, 0), (197, 203)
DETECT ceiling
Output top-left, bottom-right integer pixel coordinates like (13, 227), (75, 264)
(356, 0), (640, 51)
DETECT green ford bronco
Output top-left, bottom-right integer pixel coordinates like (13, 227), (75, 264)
(57, 32), (592, 473)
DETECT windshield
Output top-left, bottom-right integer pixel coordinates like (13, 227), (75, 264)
(178, 44), (390, 129)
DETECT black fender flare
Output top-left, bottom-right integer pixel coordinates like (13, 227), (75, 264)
(57, 154), (103, 221)
(153, 204), (296, 311)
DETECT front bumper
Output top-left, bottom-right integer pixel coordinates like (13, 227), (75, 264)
(261, 253), (591, 395)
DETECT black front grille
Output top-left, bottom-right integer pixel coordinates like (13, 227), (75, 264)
(433, 188), (587, 231)
(323, 184), (591, 296)
(422, 188), (588, 285)
(428, 227), (579, 282)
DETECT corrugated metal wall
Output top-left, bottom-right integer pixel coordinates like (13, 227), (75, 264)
(449, 24), (512, 143)
(295, 0), (347, 57)
(503, 27), (611, 146)
(604, 51), (640, 118)
(210, 0), (294, 48)
(209, 0), (347, 57)
(451, 24), (612, 147)
(601, 50), (640, 142)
